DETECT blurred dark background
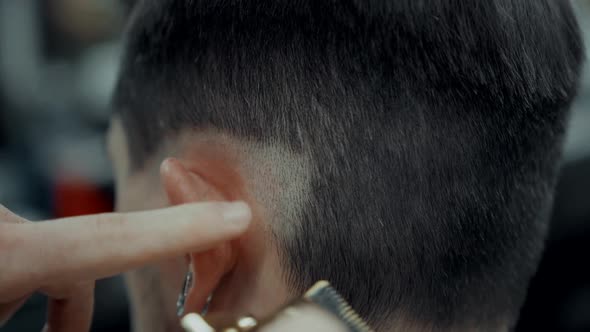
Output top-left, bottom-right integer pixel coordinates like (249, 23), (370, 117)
(0, 0), (588, 331)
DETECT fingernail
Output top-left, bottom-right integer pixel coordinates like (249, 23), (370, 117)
(222, 202), (252, 227)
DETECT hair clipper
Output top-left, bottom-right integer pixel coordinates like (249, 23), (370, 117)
(180, 281), (374, 332)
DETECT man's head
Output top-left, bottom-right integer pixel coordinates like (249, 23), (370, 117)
(108, 0), (584, 331)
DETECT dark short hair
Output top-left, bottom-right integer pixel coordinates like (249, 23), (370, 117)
(113, 0), (584, 329)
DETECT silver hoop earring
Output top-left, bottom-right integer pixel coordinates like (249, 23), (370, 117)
(201, 294), (213, 316)
(176, 270), (193, 317)
(176, 270), (213, 317)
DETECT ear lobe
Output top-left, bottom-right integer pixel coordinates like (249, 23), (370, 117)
(184, 243), (236, 315)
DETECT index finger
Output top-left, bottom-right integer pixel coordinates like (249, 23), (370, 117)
(10, 202), (251, 291)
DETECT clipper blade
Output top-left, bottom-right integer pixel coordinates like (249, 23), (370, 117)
(304, 281), (374, 332)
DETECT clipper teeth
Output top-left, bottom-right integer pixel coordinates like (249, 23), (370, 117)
(304, 281), (374, 332)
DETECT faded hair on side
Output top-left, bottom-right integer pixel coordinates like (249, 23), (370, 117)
(113, 0), (584, 329)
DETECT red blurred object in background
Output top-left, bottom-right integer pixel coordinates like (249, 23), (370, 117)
(53, 173), (113, 218)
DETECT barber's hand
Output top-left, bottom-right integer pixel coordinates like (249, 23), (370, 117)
(0, 202), (251, 332)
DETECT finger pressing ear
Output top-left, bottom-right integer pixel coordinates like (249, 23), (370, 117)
(0, 202), (251, 301)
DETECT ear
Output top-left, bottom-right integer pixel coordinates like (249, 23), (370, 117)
(160, 158), (238, 315)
